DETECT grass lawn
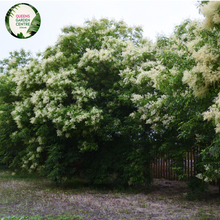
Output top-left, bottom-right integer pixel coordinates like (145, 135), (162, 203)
(0, 165), (220, 220)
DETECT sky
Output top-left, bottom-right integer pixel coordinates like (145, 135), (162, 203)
(0, 0), (205, 61)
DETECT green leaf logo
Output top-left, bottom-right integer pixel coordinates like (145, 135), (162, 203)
(5, 3), (41, 39)
(27, 12), (41, 35)
(17, 32), (25, 38)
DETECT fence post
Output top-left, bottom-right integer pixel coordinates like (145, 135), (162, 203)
(218, 178), (220, 194)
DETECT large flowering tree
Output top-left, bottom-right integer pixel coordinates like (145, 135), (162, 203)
(181, 1), (220, 187)
(4, 18), (157, 186)
(2, 1), (220, 194)
(121, 0), (220, 193)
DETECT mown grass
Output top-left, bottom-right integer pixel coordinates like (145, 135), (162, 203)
(0, 164), (220, 220)
(1, 215), (83, 220)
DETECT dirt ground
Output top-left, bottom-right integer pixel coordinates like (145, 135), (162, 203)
(1, 169), (220, 220)
(57, 178), (220, 219)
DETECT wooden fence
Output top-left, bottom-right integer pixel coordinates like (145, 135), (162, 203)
(150, 147), (220, 186)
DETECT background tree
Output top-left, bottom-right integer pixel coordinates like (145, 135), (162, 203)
(0, 49), (33, 169)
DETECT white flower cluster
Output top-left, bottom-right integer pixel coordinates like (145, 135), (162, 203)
(8, 57), (17, 66)
(196, 164), (220, 182)
(37, 136), (44, 145)
(10, 48), (105, 140)
(72, 87), (97, 103)
(119, 67), (136, 85)
(121, 41), (154, 65)
(144, 95), (174, 127)
(118, 39), (176, 129)
(21, 151), (40, 171)
(131, 94), (144, 102)
(180, 4), (220, 99)
(136, 62), (159, 85)
(79, 141), (98, 152)
(42, 50), (65, 70)
(12, 99), (31, 128)
(129, 91), (175, 128)
(102, 36), (127, 50)
(120, 41), (156, 86)
(11, 59), (43, 92)
(202, 93), (220, 133)
(78, 48), (116, 67)
(200, 1), (220, 29)
(113, 118), (121, 126)
(182, 70), (206, 98)
(36, 146), (43, 153)
(78, 36), (127, 69)
(185, 36), (203, 54)
(182, 42), (220, 97)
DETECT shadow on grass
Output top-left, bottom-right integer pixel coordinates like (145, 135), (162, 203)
(0, 164), (219, 203)
(0, 164), (46, 183)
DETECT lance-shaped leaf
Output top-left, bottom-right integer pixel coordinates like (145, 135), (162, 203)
(5, 5), (20, 34)
(27, 12), (41, 34)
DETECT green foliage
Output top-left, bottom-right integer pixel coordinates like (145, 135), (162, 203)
(184, 176), (209, 201)
(1, 2), (220, 194)
(0, 49), (33, 74)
